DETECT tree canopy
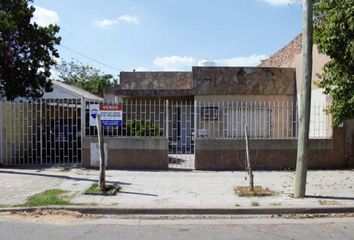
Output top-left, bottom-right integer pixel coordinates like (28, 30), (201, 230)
(55, 60), (117, 97)
(0, 0), (61, 100)
(313, 0), (354, 126)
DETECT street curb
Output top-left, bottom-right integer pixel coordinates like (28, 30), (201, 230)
(1, 206), (354, 216)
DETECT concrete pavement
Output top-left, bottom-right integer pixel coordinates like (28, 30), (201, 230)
(0, 168), (353, 209)
(0, 215), (353, 240)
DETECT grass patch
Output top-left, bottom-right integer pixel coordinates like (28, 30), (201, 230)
(18, 189), (74, 207)
(235, 186), (278, 197)
(84, 183), (120, 196)
(251, 201), (260, 207)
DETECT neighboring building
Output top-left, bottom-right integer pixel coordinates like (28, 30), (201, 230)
(259, 33), (330, 101)
(42, 81), (103, 101)
(1, 81), (102, 166)
(260, 34), (332, 137)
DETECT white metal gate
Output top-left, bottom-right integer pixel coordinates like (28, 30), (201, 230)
(167, 101), (195, 170)
(0, 99), (82, 166)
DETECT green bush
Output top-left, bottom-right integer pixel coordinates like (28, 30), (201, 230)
(124, 120), (163, 137)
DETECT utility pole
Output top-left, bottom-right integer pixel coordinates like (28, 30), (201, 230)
(295, 0), (313, 198)
(96, 114), (106, 191)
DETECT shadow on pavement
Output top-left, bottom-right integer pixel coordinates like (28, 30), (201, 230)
(0, 170), (131, 186)
(119, 191), (158, 197)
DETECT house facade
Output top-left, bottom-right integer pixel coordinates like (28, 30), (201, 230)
(97, 66), (352, 170)
(104, 67), (296, 150)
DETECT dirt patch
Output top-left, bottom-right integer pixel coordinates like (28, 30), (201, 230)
(318, 200), (341, 206)
(0, 209), (100, 225)
(234, 186), (278, 197)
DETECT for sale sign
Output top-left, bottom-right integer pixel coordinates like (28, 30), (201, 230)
(89, 103), (122, 127)
(100, 103), (122, 127)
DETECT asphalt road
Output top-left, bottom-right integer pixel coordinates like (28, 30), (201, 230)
(0, 216), (353, 240)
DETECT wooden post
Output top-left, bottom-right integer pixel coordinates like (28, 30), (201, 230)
(0, 101), (3, 166)
(295, 0), (313, 198)
(245, 125), (254, 191)
(96, 114), (106, 191)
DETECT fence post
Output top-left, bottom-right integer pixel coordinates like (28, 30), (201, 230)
(81, 98), (86, 138)
(80, 98), (86, 166)
(165, 99), (169, 139)
(39, 99), (43, 165)
(0, 101), (3, 166)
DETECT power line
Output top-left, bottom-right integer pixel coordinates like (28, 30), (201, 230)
(60, 27), (106, 60)
(59, 44), (120, 72)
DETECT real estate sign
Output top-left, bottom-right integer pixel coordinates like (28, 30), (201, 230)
(89, 103), (122, 127)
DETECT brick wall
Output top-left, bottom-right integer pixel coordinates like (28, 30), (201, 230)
(259, 34), (302, 68)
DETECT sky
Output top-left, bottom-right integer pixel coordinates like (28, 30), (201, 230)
(31, 0), (303, 77)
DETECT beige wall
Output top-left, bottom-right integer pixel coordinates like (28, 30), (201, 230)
(293, 46), (332, 138)
(293, 45), (330, 90)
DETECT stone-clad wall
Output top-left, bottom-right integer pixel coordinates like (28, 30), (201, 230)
(192, 67), (296, 95)
(115, 67), (296, 96)
(120, 72), (192, 90)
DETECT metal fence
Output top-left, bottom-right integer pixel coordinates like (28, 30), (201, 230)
(195, 101), (332, 139)
(83, 99), (331, 170)
(85, 99), (166, 137)
(0, 99), (331, 167)
(85, 99), (332, 140)
(1, 99), (82, 166)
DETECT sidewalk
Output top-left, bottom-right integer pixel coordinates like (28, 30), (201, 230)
(0, 168), (353, 209)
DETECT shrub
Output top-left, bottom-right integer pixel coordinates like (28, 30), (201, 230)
(124, 120), (163, 137)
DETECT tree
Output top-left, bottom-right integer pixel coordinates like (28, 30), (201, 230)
(55, 60), (116, 96)
(0, 0), (61, 100)
(313, 0), (354, 126)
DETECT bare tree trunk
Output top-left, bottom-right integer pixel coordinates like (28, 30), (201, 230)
(295, 0), (313, 198)
(96, 114), (106, 191)
(245, 125), (254, 191)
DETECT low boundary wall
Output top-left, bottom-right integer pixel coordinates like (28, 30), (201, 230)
(82, 137), (168, 170)
(195, 128), (346, 170)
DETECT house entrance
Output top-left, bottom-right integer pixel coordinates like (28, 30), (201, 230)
(167, 101), (195, 170)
